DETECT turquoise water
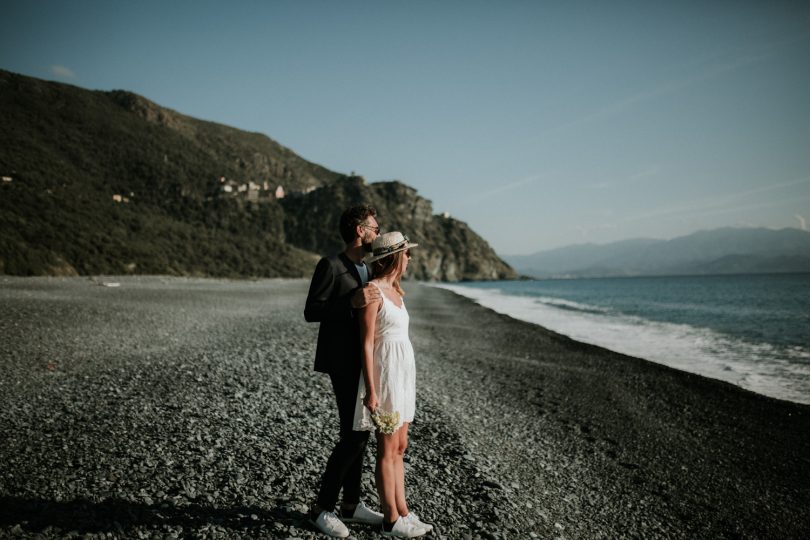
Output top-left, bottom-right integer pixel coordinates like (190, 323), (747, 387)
(439, 273), (810, 404)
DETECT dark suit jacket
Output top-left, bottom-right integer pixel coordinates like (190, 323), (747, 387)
(305, 252), (369, 374)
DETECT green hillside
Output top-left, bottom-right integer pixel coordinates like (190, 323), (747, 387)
(0, 69), (515, 280)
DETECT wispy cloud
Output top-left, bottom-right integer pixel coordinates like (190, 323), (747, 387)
(552, 53), (768, 135)
(627, 166), (660, 184)
(457, 172), (551, 207)
(586, 165), (660, 190)
(690, 194), (810, 219)
(590, 176), (810, 231)
(537, 33), (809, 138)
(796, 214), (808, 231)
(50, 65), (76, 79)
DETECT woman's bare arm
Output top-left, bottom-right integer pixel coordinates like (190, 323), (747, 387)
(359, 298), (381, 412)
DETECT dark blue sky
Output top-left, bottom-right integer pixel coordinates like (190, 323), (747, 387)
(2, 0), (809, 254)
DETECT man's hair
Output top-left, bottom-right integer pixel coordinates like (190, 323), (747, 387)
(339, 205), (377, 243)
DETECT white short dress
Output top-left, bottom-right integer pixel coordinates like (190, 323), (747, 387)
(353, 282), (416, 432)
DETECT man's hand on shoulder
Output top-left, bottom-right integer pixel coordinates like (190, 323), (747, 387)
(351, 283), (381, 309)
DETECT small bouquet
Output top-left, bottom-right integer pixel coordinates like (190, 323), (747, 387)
(371, 409), (401, 435)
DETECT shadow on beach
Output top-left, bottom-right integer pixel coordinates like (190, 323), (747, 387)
(0, 495), (312, 535)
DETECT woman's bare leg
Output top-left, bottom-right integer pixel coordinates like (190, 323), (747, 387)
(376, 431), (400, 523)
(394, 422), (410, 517)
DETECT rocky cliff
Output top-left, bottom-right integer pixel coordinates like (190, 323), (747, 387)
(281, 176), (516, 281)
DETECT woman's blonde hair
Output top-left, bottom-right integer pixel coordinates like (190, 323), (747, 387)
(371, 250), (407, 297)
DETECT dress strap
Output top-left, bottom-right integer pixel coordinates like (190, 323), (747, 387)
(368, 280), (386, 310)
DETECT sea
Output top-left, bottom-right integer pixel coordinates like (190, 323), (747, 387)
(436, 273), (810, 405)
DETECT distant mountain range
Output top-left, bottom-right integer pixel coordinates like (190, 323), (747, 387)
(504, 228), (810, 278)
(0, 69), (515, 281)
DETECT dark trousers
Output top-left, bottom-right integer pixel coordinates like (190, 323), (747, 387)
(316, 369), (370, 510)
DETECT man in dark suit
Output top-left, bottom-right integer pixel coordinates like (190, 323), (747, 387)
(306, 205), (384, 538)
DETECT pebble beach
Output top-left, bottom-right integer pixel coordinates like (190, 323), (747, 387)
(1, 276), (808, 539)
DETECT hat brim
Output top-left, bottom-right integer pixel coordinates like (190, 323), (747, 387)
(365, 242), (418, 263)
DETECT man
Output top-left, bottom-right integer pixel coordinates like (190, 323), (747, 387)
(305, 205), (384, 538)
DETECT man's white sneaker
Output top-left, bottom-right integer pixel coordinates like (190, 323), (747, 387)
(403, 512), (433, 532)
(381, 516), (427, 538)
(341, 501), (384, 525)
(310, 510), (349, 538)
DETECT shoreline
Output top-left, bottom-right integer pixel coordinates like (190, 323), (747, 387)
(507, 270), (810, 281)
(1, 277), (808, 538)
(434, 280), (810, 406)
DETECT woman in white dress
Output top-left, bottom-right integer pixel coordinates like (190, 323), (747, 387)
(352, 232), (433, 538)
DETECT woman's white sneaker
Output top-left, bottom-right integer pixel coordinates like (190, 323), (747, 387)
(381, 516), (427, 538)
(403, 512), (433, 532)
(341, 501), (384, 525)
(310, 510), (349, 538)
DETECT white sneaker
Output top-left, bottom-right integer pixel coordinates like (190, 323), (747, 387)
(341, 501), (384, 525)
(403, 512), (433, 532)
(310, 510), (349, 538)
(381, 516), (428, 538)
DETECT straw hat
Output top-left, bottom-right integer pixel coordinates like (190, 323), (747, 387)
(365, 231), (418, 263)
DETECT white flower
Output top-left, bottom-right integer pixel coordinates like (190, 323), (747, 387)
(371, 409), (400, 435)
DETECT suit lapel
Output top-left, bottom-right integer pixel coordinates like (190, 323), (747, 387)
(339, 252), (363, 287)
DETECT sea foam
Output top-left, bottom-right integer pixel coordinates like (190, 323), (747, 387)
(435, 283), (810, 405)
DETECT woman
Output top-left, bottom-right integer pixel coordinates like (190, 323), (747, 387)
(352, 232), (433, 538)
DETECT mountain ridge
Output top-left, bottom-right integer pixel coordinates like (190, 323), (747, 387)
(505, 227), (810, 278)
